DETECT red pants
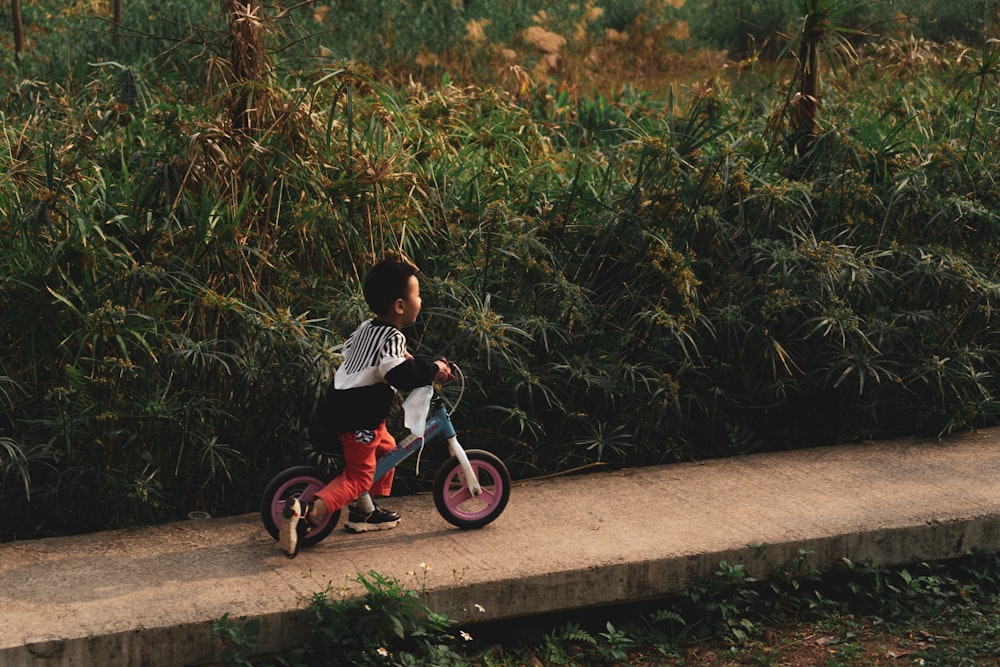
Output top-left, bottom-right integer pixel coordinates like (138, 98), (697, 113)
(313, 422), (395, 513)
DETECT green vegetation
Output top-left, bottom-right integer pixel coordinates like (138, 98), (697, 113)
(212, 550), (1000, 665)
(213, 569), (472, 667)
(1, 0), (999, 539)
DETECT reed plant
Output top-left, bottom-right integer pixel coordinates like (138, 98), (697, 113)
(1, 1), (998, 538)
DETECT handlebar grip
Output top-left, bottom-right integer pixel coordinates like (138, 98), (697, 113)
(434, 357), (455, 384)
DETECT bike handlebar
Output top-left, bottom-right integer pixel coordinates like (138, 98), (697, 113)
(434, 357), (456, 384)
(435, 359), (465, 413)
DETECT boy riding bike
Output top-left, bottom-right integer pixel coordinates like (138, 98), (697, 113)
(279, 256), (452, 558)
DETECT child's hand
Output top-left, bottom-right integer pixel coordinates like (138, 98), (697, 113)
(433, 358), (455, 384)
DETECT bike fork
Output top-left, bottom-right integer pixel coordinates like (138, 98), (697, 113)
(448, 437), (482, 496)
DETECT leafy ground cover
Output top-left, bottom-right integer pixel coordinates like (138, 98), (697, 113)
(213, 551), (1000, 666)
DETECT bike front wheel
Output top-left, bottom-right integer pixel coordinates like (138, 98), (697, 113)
(433, 449), (511, 529)
(260, 466), (341, 548)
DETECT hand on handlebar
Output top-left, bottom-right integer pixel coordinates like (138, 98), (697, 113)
(433, 357), (455, 384)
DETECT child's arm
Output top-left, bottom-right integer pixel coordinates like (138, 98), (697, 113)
(384, 357), (451, 391)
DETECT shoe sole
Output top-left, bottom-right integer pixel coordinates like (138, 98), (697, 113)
(278, 498), (300, 558)
(344, 518), (400, 533)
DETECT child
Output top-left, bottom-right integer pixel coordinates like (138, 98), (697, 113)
(279, 257), (451, 558)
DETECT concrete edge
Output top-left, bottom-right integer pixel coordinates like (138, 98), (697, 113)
(211, 516), (998, 666)
(421, 516), (1000, 624)
(4, 516), (997, 666)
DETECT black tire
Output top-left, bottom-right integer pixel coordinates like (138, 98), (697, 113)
(260, 465), (341, 548)
(433, 449), (511, 529)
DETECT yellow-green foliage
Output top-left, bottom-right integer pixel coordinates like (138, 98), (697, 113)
(0, 0), (999, 539)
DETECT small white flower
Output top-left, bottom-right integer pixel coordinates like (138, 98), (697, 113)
(460, 630), (473, 642)
(474, 603), (486, 613)
(376, 647), (389, 657)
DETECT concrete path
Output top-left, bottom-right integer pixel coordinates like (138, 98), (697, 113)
(3, 428), (1000, 666)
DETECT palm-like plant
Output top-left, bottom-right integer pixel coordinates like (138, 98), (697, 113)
(2, 0), (1000, 537)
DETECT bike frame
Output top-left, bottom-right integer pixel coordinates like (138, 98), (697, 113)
(372, 395), (483, 497)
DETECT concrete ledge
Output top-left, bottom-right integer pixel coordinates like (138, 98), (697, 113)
(423, 516), (1000, 625)
(3, 429), (1000, 666)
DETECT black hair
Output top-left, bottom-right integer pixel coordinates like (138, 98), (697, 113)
(363, 258), (418, 315)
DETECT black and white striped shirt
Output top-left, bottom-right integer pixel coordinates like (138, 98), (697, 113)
(312, 319), (439, 434)
(335, 319), (408, 389)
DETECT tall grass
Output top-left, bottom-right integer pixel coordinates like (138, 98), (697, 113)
(1, 1), (999, 538)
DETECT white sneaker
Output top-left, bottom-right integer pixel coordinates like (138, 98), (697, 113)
(278, 497), (305, 558)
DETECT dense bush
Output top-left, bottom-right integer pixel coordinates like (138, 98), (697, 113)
(0, 0), (998, 539)
(685, 0), (1000, 58)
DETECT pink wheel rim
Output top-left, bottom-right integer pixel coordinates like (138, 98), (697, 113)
(268, 475), (333, 532)
(441, 459), (505, 520)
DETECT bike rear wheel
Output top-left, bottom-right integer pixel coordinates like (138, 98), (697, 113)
(260, 466), (341, 548)
(433, 449), (510, 529)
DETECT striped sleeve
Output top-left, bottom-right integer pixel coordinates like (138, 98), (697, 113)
(377, 329), (408, 376)
(334, 320), (407, 390)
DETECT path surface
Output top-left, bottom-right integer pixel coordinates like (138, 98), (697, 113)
(2, 428), (1000, 666)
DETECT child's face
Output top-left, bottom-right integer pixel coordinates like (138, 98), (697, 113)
(393, 275), (422, 326)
